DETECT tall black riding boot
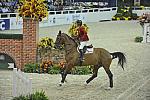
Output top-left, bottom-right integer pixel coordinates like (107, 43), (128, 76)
(79, 49), (84, 62)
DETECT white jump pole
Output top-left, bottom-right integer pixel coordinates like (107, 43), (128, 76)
(142, 23), (150, 43)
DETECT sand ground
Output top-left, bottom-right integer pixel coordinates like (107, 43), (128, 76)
(0, 21), (150, 100)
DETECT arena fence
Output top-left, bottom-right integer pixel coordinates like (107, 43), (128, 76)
(12, 68), (32, 97)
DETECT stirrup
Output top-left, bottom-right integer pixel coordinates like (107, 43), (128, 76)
(79, 57), (85, 62)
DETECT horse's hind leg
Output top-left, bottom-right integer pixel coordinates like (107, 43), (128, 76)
(85, 65), (100, 84)
(103, 66), (113, 88)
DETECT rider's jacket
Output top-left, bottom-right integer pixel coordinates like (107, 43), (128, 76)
(77, 26), (89, 41)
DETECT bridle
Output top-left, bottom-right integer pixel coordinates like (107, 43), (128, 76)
(55, 34), (77, 55)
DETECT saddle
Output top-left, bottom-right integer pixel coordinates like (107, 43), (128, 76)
(85, 44), (93, 48)
(77, 44), (93, 54)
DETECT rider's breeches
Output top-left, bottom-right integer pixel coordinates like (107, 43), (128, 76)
(79, 41), (89, 49)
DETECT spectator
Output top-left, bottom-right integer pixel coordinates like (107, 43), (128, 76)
(2, 7), (9, 13)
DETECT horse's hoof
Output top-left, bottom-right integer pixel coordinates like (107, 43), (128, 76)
(64, 80), (67, 83)
(105, 87), (112, 90)
(59, 83), (62, 86)
(84, 82), (88, 86)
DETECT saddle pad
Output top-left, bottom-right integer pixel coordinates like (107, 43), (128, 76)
(77, 47), (94, 54)
(85, 48), (94, 54)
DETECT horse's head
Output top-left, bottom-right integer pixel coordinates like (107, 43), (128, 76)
(54, 30), (78, 50)
(54, 30), (65, 49)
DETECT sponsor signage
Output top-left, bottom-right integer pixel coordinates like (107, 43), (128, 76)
(0, 19), (10, 30)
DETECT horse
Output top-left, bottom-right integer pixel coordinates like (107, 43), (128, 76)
(54, 31), (126, 88)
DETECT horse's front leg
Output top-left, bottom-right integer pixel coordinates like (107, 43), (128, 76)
(59, 63), (72, 86)
(60, 67), (67, 82)
(59, 70), (67, 86)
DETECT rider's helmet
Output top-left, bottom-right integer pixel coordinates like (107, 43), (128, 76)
(76, 20), (82, 26)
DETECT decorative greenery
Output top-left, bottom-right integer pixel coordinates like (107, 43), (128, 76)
(40, 60), (53, 73)
(38, 37), (54, 55)
(72, 66), (92, 75)
(24, 63), (39, 73)
(68, 22), (89, 37)
(24, 61), (92, 75)
(48, 65), (60, 74)
(58, 60), (65, 69)
(38, 37), (54, 49)
(18, 0), (48, 21)
(134, 36), (143, 42)
(0, 34), (23, 40)
(112, 7), (138, 20)
(112, 0), (140, 20)
(12, 91), (48, 100)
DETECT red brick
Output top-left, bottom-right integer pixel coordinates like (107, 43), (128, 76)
(0, 18), (39, 69)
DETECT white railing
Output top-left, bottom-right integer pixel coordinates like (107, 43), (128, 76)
(133, 7), (150, 16)
(12, 68), (32, 97)
(0, 7), (117, 30)
(0, 7), (117, 18)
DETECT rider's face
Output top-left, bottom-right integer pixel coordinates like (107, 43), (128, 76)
(77, 23), (81, 27)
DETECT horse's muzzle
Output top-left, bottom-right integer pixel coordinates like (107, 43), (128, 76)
(54, 43), (61, 49)
(54, 45), (57, 49)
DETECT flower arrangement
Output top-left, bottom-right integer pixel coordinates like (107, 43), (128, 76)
(24, 61), (92, 75)
(68, 22), (89, 37)
(38, 37), (54, 49)
(18, 0), (48, 21)
(58, 60), (66, 69)
(40, 60), (53, 73)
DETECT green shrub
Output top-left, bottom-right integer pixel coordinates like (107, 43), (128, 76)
(27, 91), (48, 100)
(12, 91), (48, 100)
(12, 95), (26, 100)
(24, 63), (39, 73)
(72, 66), (92, 75)
(135, 36), (143, 42)
(24, 63), (92, 75)
(48, 65), (60, 74)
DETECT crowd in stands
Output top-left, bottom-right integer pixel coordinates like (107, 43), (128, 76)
(0, 0), (108, 13)
(0, 0), (18, 13)
(46, 0), (109, 11)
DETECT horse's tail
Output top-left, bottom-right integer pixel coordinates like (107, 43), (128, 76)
(110, 52), (126, 70)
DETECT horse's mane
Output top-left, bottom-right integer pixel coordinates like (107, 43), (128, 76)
(61, 33), (78, 46)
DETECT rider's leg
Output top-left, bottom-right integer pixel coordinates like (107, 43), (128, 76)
(79, 41), (86, 61)
(79, 49), (84, 61)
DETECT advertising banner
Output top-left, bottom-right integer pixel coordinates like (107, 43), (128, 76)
(0, 19), (10, 30)
(10, 18), (23, 29)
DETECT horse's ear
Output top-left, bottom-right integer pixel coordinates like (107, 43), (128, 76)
(58, 30), (61, 35)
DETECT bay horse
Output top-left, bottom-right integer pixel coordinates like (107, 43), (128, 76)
(54, 31), (126, 88)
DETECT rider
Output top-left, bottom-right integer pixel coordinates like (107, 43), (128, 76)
(76, 20), (89, 62)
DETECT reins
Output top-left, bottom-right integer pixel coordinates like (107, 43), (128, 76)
(62, 34), (78, 55)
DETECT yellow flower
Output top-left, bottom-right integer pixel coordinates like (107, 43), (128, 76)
(18, 0), (48, 21)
